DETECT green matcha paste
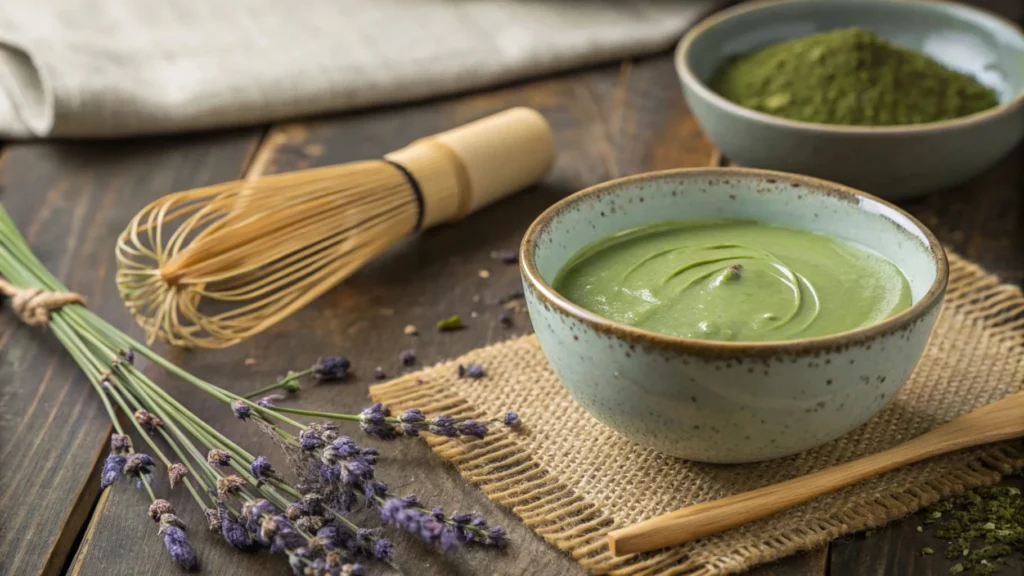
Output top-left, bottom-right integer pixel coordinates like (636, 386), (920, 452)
(710, 28), (999, 126)
(553, 220), (912, 342)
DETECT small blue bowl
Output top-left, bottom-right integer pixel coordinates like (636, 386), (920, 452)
(521, 168), (947, 463)
(676, 0), (1024, 200)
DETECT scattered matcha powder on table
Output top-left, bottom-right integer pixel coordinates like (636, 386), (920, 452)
(710, 28), (999, 126)
(919, 482), (1023, 575)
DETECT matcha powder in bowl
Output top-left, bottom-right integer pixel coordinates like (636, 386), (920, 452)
(710, 28), (1000, 126)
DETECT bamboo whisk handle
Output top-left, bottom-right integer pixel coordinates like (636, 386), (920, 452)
(385, 107), (554, 229)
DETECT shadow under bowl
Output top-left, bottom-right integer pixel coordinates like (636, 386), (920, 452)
(676, 0), (1024, 200)
(520, 167), (948, 463)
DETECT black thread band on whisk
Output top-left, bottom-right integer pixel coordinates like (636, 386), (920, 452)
(383, 159), (426, 231)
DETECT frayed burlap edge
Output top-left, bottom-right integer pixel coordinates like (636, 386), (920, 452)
(370, 252), (1024, 575)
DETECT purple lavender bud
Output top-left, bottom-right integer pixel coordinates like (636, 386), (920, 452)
(457, 525), (476, 543)
(335, 490), (356, 513)
(315, 525), (340, 548)
(250, 456), (275, 480)
(344, 460), (374, 482)
(287, 548), (309, 574)
(402, 424), (420, 436)
(402, 494), (420, 507)
(100, 453), (125, 489)
(273, 530), (305, 556)
(363, 481), (388, 500)
(373, 538), (394, 561)
(110, 434), (132, 454)
(231, 400), (251, 420)
(361, 421), (397, 439)
(380, 498), (407, 523)
(457, 364), (466, 378)
(439, 528), (459, 551)
(398, 349), (416, 366)
(455, 419), (488, 439)
(123, 453), (156, 477)
(359, 447), (379, 465)
(313, 356), (351, 382)
(432, 507), (445, 521)
(124, 349), (136, 365)
(470, 516), (487, 528)
(332, 437), (360, 459)
(373, 367), (386, 380)
(245, 500), (278, 535)
(350, 564), (366, 576)
(256, 393), (285, 408)
(451, 512), (474, 524)
(161, 525), (198, 571)
(298, 429), (324, 451)
(220, 508), (253, 550)
(502, 411), (521, 428)
(419, 517), (445, 543)
(486, 526), (508, 548)
(428, 415), (458, 437)
(497, 312), (513, 328)
(398, 409), (425, 424)
(359, 403), (385, 423)
(466, 364), (485, 379)
(359, 405), (397, 439)
(320, 463), (342, 484)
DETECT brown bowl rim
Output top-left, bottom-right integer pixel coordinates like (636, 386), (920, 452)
(674, 0), (1024, 136)
(519, 167), (949, 356)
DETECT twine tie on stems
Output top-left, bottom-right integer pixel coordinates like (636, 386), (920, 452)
(0, 277), (86, 326)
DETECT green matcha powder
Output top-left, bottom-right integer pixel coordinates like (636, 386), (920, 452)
(710, 28), (999, 126)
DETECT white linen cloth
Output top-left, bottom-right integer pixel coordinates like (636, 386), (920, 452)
(0, 0), (721, 138)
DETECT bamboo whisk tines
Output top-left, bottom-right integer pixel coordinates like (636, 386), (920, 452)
(115, 108), (554, 349)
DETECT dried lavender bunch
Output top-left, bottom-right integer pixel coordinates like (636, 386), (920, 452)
(0, 204), (515, 574)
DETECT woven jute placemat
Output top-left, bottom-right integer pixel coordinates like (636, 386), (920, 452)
(370, 252), (1024, 575)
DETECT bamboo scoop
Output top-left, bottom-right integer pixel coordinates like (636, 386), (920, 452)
(607, 391), (1024, 556)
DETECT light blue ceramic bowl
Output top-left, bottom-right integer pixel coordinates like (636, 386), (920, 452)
(676, 0), (1024, 200)
(521, 168), (947, 463)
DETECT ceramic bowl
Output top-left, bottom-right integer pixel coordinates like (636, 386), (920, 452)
(520, 168), (948, 463)
(675, 0), (1024, 200)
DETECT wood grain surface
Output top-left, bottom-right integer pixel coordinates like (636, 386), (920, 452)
(1, 5), (1023, 575)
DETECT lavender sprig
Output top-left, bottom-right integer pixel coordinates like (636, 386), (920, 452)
(264, 402), (515, 442)
(377, 497), (507, 550)
(159, 513), (198, 571)
(243, 356), (352, 400)
(1, 203), (513, 575)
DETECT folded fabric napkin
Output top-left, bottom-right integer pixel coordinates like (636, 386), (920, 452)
(0, 0), (721, 139)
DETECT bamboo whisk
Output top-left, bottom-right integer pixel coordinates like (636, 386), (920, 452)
(115, 107), (554, 348)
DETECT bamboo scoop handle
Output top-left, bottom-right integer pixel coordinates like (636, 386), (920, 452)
(607, 392), (1024, 556)
(385, 107), (555, 228)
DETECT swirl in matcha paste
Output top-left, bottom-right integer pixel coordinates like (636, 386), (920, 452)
(552, 220), (911, 342)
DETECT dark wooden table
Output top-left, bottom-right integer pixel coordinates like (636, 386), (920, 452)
(2, 5), (1023, 576)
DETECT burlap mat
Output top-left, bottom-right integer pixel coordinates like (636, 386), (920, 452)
(370, 252), (1024, 575)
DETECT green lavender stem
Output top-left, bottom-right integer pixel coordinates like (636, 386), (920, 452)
(243, 368), (312, 398)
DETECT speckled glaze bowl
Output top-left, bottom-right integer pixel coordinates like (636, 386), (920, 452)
(675, 0), (1024, 200)
(520, 168), (948, 463)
